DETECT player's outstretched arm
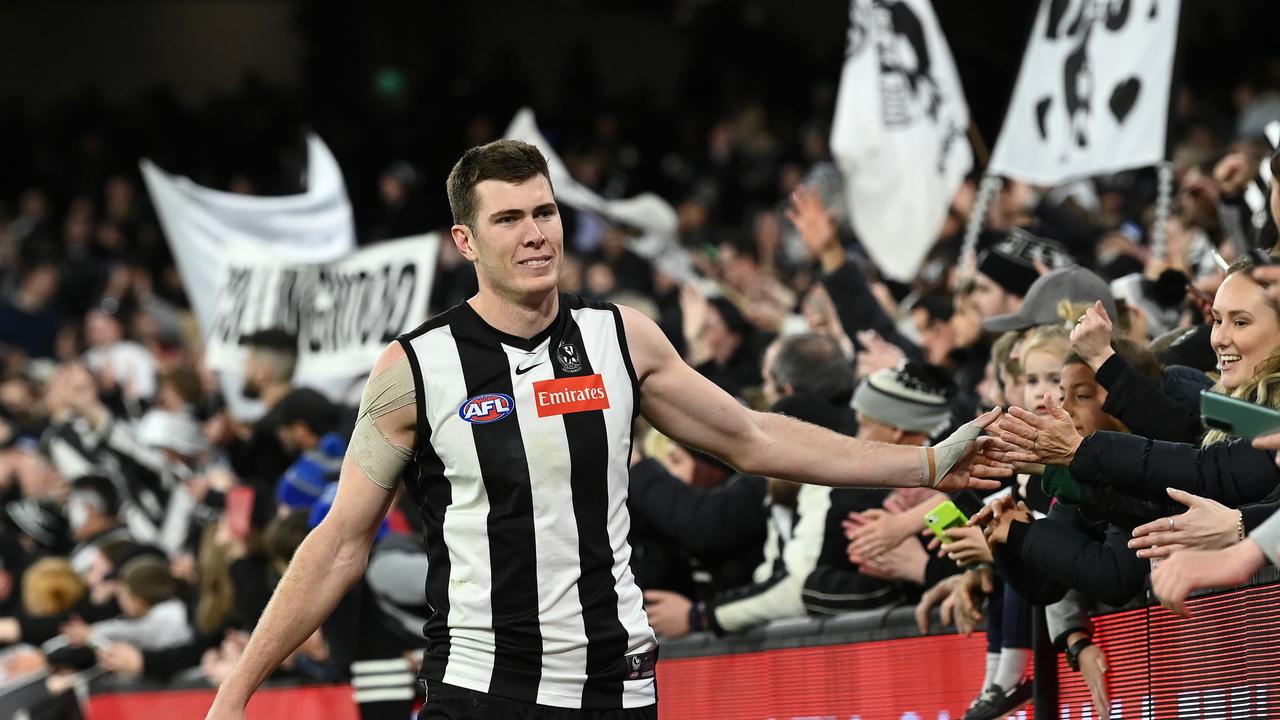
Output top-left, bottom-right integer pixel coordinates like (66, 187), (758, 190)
(620, 305), (1000, 491)
(206, 342), (416, 720)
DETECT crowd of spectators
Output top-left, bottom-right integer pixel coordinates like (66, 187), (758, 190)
(4, 16), (1280, 719)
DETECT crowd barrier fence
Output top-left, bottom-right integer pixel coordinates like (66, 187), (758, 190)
(23, 576), (1278, 720)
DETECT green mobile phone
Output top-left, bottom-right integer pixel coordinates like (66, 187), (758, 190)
(923, 500), (968, 544)
(1201, 390), (1280, 440)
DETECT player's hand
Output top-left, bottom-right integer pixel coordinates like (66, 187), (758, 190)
(933, 407), (1005, 493)
(969, 438), (1018, 481)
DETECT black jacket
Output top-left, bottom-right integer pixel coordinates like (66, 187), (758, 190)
(800, 486), (902, 616)
(995, 502), (1147, 607)
(627, 459), (767, 597)
(1095, 355), (1210, 444)
(1071, 432), (1280, 507)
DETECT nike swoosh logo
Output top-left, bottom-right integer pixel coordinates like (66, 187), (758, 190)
(515, 361), (544, 376)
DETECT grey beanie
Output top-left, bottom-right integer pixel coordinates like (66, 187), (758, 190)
(851, 365), (953, 435)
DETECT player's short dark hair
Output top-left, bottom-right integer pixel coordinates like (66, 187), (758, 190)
(446, 139), (553, 230)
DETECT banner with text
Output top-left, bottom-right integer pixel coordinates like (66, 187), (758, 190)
(205, 235), (437, 379)
(141, 133), (357, 417)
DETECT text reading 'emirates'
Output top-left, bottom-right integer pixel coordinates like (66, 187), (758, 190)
(534, 374), (610, 417)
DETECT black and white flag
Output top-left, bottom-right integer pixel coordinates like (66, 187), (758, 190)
(142, 134), (359, 418)
(830, 0), (973, 282)
(989, 0), (1182, 185)
(205, 235), (437, 379)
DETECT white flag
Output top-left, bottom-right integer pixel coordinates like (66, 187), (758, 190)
(141, 134), (358, 418)
(503, 109), (703, 286)
(988, 0), (1181, 185)
(205, 235), (437, 379)
(830, 0), (973, 283)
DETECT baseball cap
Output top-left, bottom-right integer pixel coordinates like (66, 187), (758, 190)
(982, 265), (1118, 333)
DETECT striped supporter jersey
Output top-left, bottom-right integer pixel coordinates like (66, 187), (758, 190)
(396, 293), (657, 709)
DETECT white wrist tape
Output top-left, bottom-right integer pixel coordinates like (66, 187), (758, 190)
(919, 422), (983, 488)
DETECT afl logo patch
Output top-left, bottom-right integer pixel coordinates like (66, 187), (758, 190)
(458, 393), (515, 424)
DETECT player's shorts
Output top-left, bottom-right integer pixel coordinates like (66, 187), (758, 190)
(419, 680), (659, 720)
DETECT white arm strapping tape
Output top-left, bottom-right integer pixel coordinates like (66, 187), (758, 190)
(352, 357), (415, 490)
(918, 422), (983, 489)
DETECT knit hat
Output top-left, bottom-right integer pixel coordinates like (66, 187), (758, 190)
(976, 228), (1072, 298)
(851, 362), (954, 435)
(276, 433), (346, 510)
(977, 250), (1038, 299)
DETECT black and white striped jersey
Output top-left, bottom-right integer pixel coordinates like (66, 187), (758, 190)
(397, 294), (657, 709)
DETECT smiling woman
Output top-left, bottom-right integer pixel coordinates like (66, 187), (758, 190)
(1204, 251), (1280, 445)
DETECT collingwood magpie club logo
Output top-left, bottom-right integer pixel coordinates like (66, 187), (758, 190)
(556, 341), (582, 373)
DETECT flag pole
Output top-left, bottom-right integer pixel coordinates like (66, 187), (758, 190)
(1151, 160), (1174, 262)
(967, 121), (990, 170)
(960, 174), (1003, 280)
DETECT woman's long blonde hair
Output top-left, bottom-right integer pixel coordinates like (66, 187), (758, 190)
(1203, 251), (1280, 445)
(195, 523), (235, 635)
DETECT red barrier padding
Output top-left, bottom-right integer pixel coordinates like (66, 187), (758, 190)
(82, 581), (1280, 719)
(87, 684), (360, 720)
(1057, 581), (1280, 719)
(656, 633), (990, 719)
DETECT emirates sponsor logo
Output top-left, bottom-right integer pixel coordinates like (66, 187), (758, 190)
(533, 374), (610, 417)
